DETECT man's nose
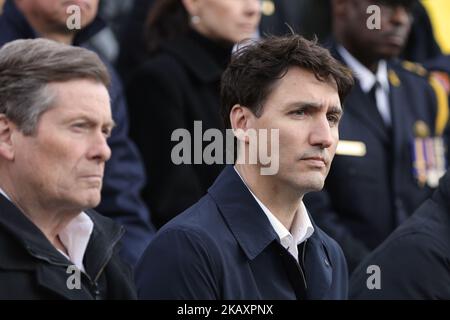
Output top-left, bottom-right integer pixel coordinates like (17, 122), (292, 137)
(87, 132), (112, 162)
(309, 116), (334, 149)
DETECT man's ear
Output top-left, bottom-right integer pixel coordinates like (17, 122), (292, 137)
(181, 0), (199, 17)
(0, 114), (16, 161)
(229, 104), (255, 144)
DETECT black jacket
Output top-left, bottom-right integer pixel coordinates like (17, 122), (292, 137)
(350, 170), (450, 300)
(0, 0), (154, 266)
(126, 30), (231, 228)
(0, 194), (137, 300)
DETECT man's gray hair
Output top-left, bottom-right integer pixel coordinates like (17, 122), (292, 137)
(0, 38), (110, 135)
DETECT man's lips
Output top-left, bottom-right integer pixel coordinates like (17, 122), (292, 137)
(301, 156), (327, 167)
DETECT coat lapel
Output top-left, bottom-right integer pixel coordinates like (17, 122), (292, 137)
(303, 236), (333, 299)
(207, 166), (279, 261)
(388, 71), (410, 161)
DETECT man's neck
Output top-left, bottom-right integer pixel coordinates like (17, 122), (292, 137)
(0, 181), (78, 251)
(235, 164), (302, 231)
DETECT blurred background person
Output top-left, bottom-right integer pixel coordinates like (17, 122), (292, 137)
(117, 0), (330, 82)
(0, 0), (155, 266)
(304, 0), (449, 271)
(350, 170), (450, 299)
(117, 0), (155, 83)
(126, 0), (260, 228)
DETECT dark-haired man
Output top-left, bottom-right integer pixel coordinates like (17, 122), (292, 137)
(136, 35), (354, 300)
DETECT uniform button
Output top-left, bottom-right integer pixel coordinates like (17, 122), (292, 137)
(324, 258), (330, 267)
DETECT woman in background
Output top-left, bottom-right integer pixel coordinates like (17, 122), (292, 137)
(126, 0), (260, 228)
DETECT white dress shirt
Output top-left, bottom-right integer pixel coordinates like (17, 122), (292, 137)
(338, 45), (392, 125)
(0, 187), (93, 273)
(234, 167), (315, 262)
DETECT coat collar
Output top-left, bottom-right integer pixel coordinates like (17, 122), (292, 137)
(207, 166), (337, 299)
(1, 0), (106, 46)
(0, 193), (71, 267)
(207, 166), (279, 260)
(207, 166), (331, 259)
(0, 193), (124, 277)
(161, 30), (232, 83)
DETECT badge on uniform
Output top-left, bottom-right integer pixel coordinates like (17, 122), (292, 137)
(411, 120), (447, 188)
(336, 140), (367, 157)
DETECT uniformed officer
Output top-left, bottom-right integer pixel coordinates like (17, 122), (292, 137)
(304, 0), (449, 271)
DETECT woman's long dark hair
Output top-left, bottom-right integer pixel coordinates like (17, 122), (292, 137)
(145, 0), (190, 52)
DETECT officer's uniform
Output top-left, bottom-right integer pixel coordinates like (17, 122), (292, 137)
(304, 44), (449, 271)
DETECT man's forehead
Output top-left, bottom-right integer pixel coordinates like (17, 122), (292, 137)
(45, 82), (112, 121)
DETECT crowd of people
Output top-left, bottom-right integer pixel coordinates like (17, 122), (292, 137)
(0, 0), (448, 300)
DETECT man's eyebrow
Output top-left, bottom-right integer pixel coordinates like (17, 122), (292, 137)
(105, 119), (116, 128)
(328, 106), (343, 116)
(285, 101), (343, 114)
(65, 115), (116, 128)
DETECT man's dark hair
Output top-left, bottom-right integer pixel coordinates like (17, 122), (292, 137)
(220, 34), (354, 128)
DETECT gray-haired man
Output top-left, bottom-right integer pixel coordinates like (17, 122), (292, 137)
(0, 38), (136, 299)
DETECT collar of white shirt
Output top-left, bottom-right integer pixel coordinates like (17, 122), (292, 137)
(233, 167), (315, 261)
(337, 45), (389, 93)
(0, 187), (93, 273)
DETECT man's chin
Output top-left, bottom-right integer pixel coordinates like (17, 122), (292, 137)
(79, 194), (101, 210)
(292, 177), (326, 194)
(305, 182), (325, 193)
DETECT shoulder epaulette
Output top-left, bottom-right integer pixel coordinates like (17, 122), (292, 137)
(401, 60), (428, 77)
